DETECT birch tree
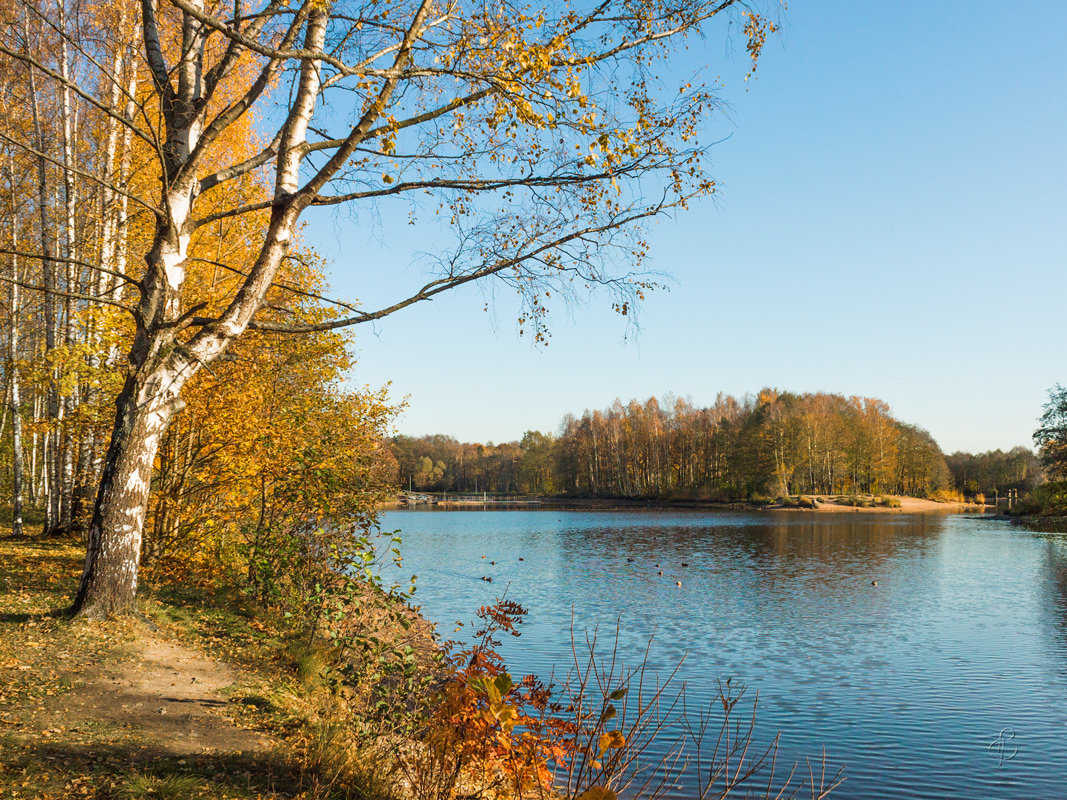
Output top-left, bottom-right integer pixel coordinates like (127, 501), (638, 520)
(4, 156), (25, 537)
(1, 0), (777, 615)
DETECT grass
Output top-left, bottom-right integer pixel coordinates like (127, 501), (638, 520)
(118, 772), (203, 800)
(0, 539), (136, 709)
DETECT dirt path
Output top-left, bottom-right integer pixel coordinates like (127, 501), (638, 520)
(0, 538), (299, 800)
(11, 631), (275, 757)
(2, 622), (297, 798)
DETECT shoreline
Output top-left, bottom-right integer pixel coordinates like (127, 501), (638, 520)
(385, 495), (991, 515)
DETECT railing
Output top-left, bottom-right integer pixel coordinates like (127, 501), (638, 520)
(396, 492), (542, 505)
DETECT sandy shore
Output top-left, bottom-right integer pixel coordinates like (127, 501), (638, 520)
(804, 496), (986, 514)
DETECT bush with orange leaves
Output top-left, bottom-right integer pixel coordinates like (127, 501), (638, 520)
(396, 599), (579, 800)
(389, 598), (844, 800)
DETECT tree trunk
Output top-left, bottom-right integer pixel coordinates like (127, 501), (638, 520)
(57, 8), (79, 536)
(73, 0), (322, 615)
(26, 34), (60, 534)
(28, 394), (39, 506)
(71, 366), (185, 617)
(70, 428), (94, 534)
(7, 158), (24, 538)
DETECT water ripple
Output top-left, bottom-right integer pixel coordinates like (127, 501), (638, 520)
(381, 509), (1067, 800)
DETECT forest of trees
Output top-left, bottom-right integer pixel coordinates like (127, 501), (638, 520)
(391, 390), (960, 501)
(944, 448), (1042, 498)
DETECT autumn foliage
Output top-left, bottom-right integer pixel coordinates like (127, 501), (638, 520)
(391, 390), (955, 500)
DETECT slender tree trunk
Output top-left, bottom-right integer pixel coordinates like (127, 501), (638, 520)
(60, 400), (75, 531)
(58, 10), (79, 534)
(40, 429), (50, 509)
(26, 34), (60, 534)
(0, 381), (9, 441)
(28, 394), (39, 506)
(7, 157), (25, 537)
(71, 435), (93, 534)
(10, 362), (24, 537)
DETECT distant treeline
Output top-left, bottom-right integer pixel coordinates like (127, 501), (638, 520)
(389, 390), (1030, 501)
(944, 448), (1042, 498)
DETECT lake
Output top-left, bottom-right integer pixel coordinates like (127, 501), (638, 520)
(379, 509), (1067, 799)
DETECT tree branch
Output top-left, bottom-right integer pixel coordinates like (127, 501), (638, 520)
(141, 0), (176, 101)
(0, 131), (163, 220)
(0, 274), (135, 313)
(0, 42), (157, 151)
(188, 256), (361, 313)
(309, 159), (651, 206)
(212, 200), (668, 334)
(0, 247), (139, 288)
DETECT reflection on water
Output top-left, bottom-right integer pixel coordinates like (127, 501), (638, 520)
(1042, 536), (1067, 657)
(381, 510), (1067, 800)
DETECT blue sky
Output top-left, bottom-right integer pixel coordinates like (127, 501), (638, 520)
(303, 0), (1067, 454)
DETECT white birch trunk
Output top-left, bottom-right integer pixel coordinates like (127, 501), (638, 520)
(58, 5), (79, 533)
(25, 19), (60, 533)
(7, 157), (25, 537)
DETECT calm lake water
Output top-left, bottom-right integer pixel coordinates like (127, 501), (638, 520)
(379, 509), (1067, 799)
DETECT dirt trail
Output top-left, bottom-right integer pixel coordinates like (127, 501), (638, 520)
(1, 618), (293, 799)
(6, 627), (274, 755)
(0, 539), (302, 798)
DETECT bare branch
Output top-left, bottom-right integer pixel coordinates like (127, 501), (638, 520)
(196, 2), (307, 193)
(301, 87), (495, 154)
(188, 256), (361, 313)
(0, 131), (163, 220)
(0, 274), (135, 314)
(0, 247), (138, 288)
(294, 0), (438, 203)
(0, 42), (157, 151)
(309, 159), (654, 207)
(226, 200), (668, 334)
(200, 0), (291, 105)
(198, 128), (281, 193)
(168, 0), (359, 77)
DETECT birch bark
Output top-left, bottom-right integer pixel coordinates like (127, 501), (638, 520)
(6, 157), (24, 538)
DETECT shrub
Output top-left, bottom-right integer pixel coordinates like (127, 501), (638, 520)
(929, 489), (964, 503)
(1013, 481), (1067, 516)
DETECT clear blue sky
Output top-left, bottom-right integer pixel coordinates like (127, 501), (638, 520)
(303, 0), (1067, 454)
